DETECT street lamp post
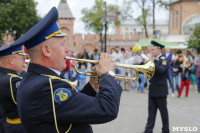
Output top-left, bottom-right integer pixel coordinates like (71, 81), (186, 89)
(104, 2), (107, 53)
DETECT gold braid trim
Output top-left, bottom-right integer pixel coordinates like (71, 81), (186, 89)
(43, 74), (74, 133)
(45, 30), (61, 40)
(7, 73), (22, 105)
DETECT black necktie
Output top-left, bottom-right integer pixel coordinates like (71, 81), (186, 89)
(60, 74), (65, 79)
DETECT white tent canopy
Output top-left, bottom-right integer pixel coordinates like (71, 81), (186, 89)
(166, 43), (188, 49)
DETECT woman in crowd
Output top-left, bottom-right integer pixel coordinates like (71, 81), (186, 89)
(169, 55), (184, 96)
(178, 61), (192, 98)
(186, 50), (196, 90)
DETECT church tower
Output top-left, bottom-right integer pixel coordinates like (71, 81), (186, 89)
(57, 0), (75, 50)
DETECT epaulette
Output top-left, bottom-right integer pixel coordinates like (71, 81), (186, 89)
(40, 74), (78, 92)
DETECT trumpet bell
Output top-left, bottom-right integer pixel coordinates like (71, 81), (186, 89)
(141, 60), (155, 80)
(68, 80), (78, 90)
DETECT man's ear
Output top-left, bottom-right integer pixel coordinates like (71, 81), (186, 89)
(41, 44), (51, 58)
(9, 55), (15, 65)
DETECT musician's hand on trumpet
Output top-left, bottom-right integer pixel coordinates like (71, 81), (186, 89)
(89, 66), (100, 92)
(95, 53), (115, 77)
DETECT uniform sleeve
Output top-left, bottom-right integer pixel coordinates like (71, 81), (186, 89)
(80, 82), (96, 97)
(154, 60), (168, 75)
(41, 75), (122, 124)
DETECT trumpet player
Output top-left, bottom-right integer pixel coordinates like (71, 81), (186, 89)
(12, 7), (122, 133)
(0, 45), (26, 133)
(144, 41), (169, 133)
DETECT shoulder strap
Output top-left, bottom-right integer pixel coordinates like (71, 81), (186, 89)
(7, 73), (22, 105)
(40, 74), (74, 133)
(41, 74), (77, 92)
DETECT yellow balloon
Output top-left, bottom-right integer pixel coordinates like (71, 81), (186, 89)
(132, 44), (141, 52)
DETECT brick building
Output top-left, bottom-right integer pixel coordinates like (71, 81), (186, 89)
(57, 0), (146, 54)
(161, 0), (200, 46)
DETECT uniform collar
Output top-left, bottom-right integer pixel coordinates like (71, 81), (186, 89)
(155, 53), (162, 61)
(27, 63), (60, 77)
(49, 68), (61, 76)
(0, 67), (19, 75)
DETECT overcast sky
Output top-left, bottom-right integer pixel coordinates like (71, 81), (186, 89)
(34, 0), (169, 33)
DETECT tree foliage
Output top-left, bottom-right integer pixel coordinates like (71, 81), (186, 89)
(0, 0), (40, 43)
(133, 0), (149, 38)
(81, 0), (120, 34)
(151, 0), (170, 37)
(188, 24), (200, 53)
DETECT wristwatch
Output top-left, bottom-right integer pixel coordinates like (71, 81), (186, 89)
(101, 71), (115, 78)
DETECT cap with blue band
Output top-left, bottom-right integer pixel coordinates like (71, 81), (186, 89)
(0, 45), (26, 57)
(10, 7), (66, 50)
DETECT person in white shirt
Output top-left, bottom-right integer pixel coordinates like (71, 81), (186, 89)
(112, 46), (123, 85)
(121, 53), (131, 91)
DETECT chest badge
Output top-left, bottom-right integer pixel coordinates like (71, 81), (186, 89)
(16, 81), (21, 88)
(54, 88), (71, 103)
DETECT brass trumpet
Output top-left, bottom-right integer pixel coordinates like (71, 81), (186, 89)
(65, 56), (155, 81)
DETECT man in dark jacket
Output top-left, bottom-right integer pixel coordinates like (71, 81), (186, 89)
(0, 45), (26, 133)
(12, 7), (122, 133)
(144, 41), (169, 133)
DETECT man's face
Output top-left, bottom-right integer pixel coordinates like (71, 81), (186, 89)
(115, 47), (119, 52)
(13, 54), (25, 73)
(151, 48), (160, 57)
(165, 48), (170, 53)
(50, 37), (68, 71)
(94, 51), (98, 55)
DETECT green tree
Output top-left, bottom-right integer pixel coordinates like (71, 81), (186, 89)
(0, 0), (40, 44)
(133, 0), (149, 38)
(188, 24), (200, 53)
(151, 0), (170, 38)
(81, 0), (120, 51)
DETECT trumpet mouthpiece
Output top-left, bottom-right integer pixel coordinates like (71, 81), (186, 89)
(65, 56), (77, 61)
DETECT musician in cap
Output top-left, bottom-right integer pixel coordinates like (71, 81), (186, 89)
(144, 41), (169, 133)
(0, 45), (26, 133)
(13, 7), (122, 133)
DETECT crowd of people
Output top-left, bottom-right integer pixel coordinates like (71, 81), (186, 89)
(63, 46), (200, 98)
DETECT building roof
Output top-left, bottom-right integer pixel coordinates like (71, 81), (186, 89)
(58, 0), (74, 19)
(121, 19), (168, 26)
(171, 0), (200, 4)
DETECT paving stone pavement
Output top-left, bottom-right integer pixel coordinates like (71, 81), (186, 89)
(92, 88), (200, 133)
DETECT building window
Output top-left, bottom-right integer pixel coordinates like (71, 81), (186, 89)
(176, 11), (179, 28)
(141, 28), (144, 33)
(126, 27), (128, 30)
(133, 28), (136, 34)
(173, 12), (175, 29)
(74, 42), (76, 46)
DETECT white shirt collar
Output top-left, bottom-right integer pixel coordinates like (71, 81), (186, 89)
(156, 53), (162, 61)
(49, 68), (61, 76)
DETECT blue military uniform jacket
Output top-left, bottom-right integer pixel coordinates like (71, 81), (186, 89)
(149, 56), (169, 97)
(0, 67), (22, 120)
(17, 63), (122, 133)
